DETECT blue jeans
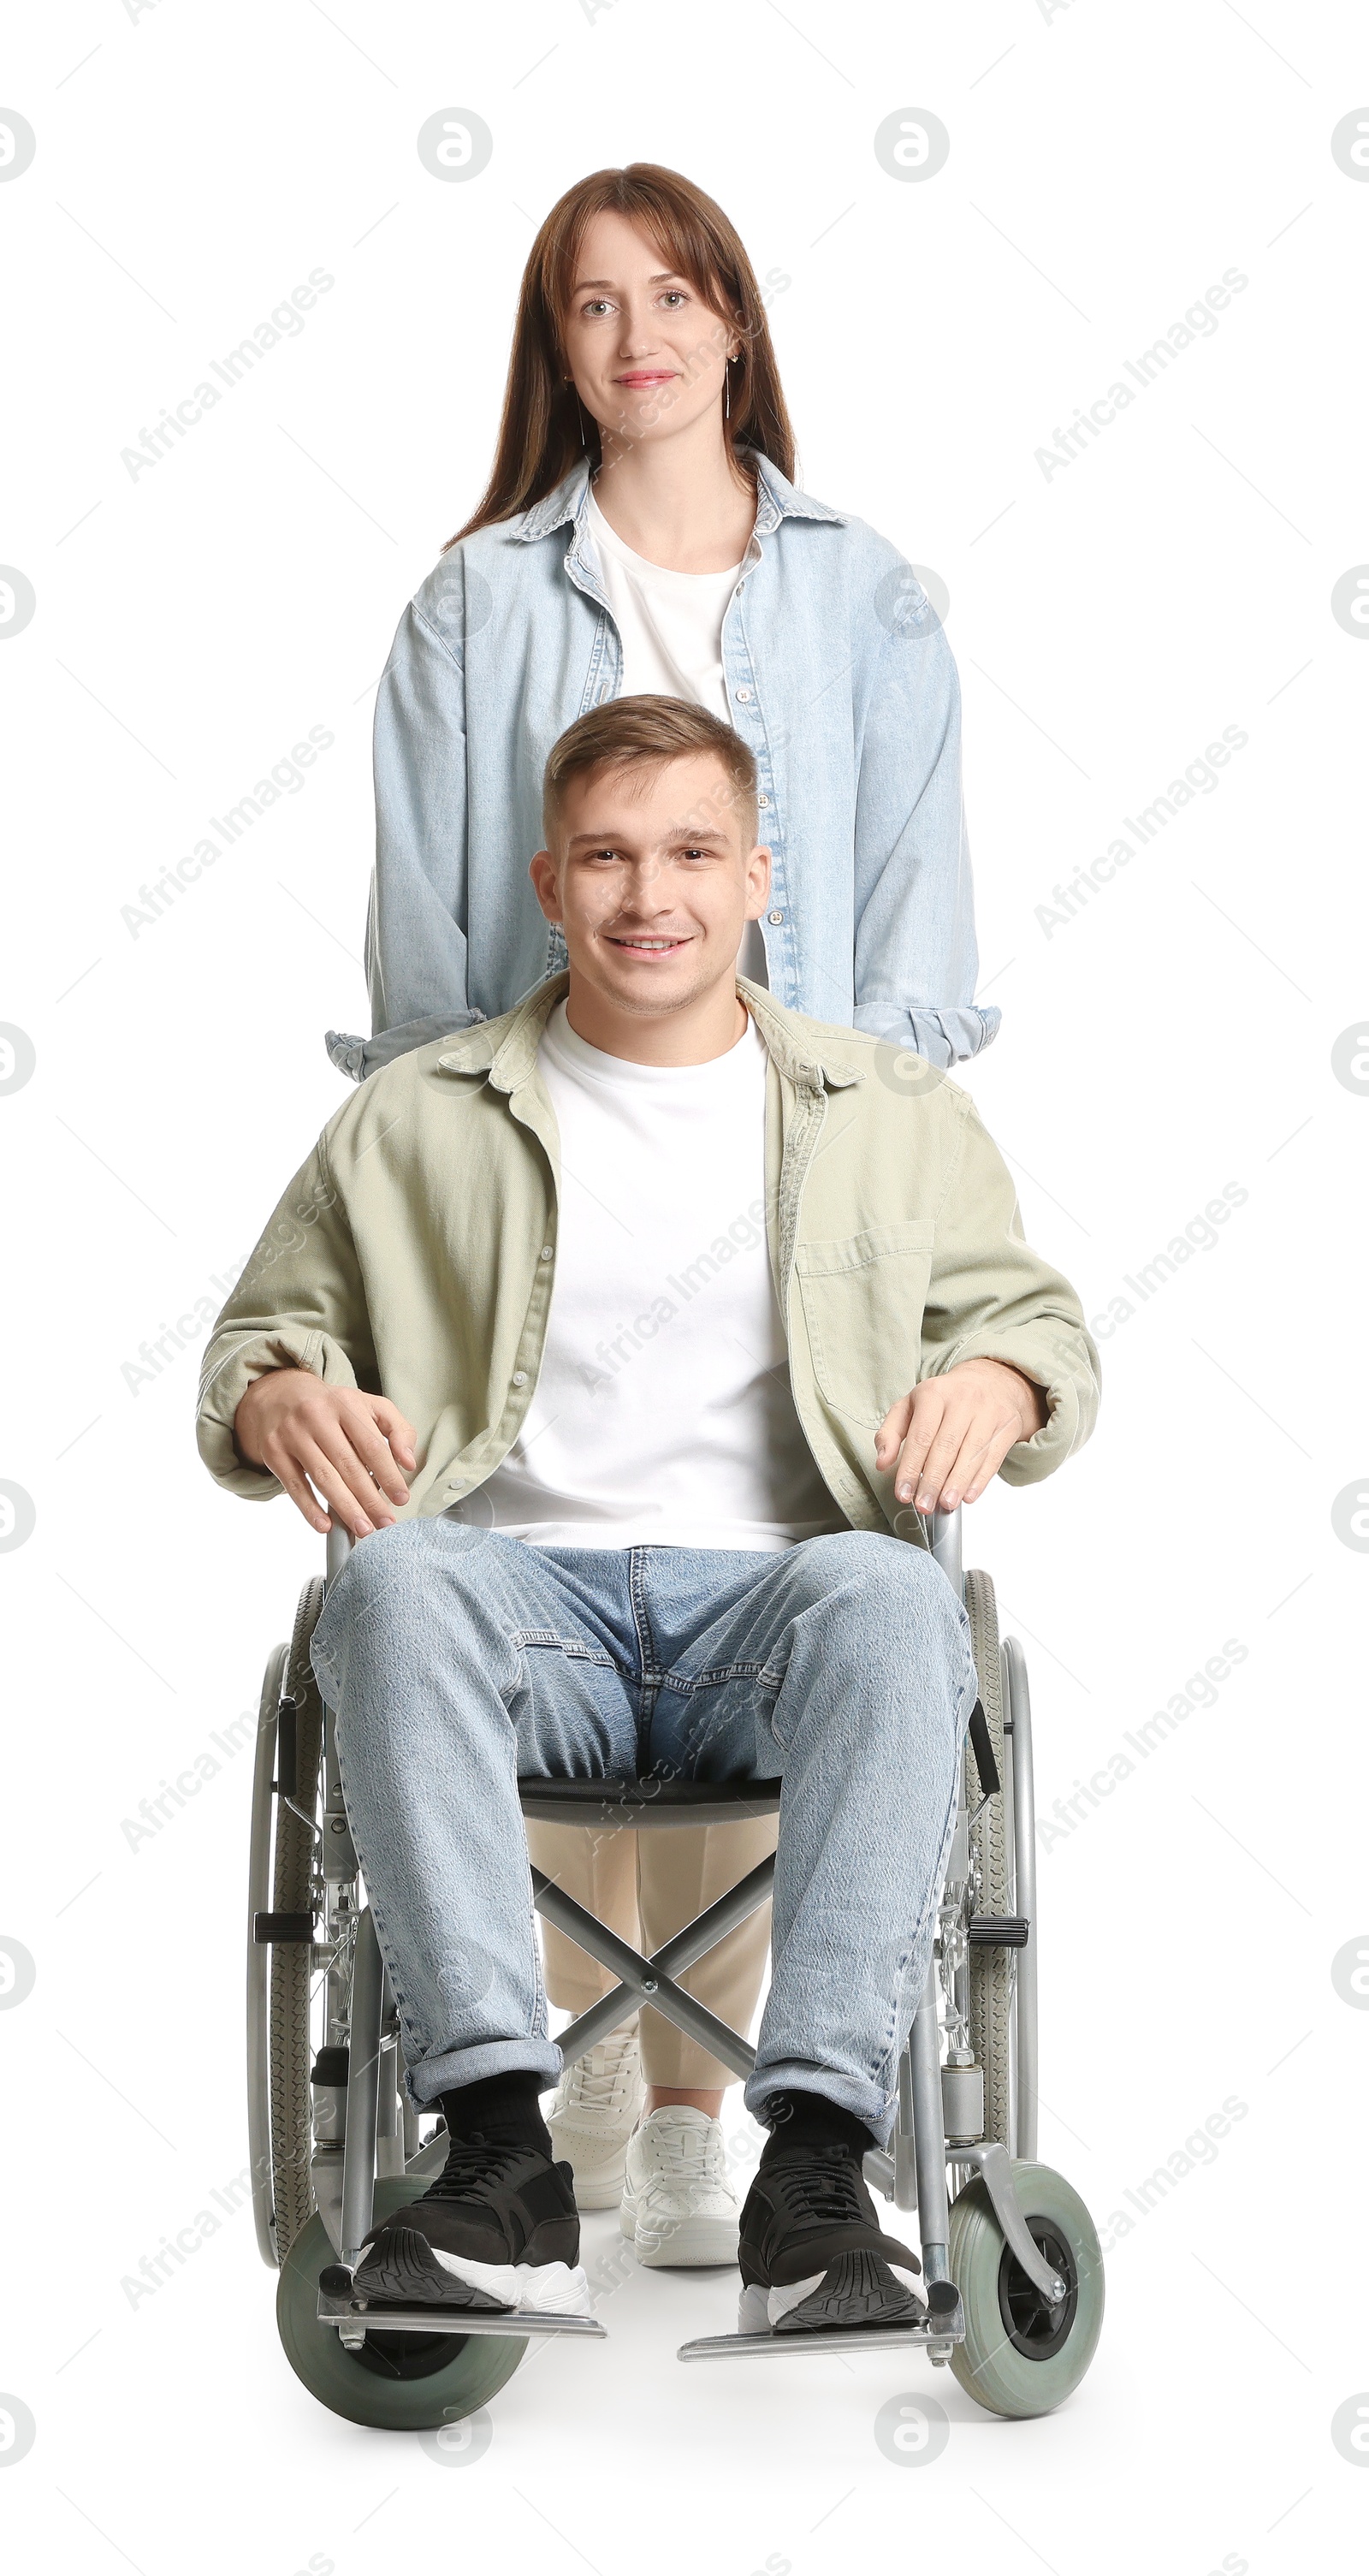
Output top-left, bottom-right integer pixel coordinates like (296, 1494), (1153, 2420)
(311, 1524), (975, 2147)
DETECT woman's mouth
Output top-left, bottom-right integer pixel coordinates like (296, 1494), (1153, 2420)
(614, 370), (676, 388)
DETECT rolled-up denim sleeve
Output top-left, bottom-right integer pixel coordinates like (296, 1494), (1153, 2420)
(852, 596), (999, 1069)
(324, 1014), (479, 1084)
(369, 597), (482, 1043)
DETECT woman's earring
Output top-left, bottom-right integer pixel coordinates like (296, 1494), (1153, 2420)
(725, 360), (732, 422)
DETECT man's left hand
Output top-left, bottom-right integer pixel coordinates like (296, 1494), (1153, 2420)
(874, 1358), (1048, 1515)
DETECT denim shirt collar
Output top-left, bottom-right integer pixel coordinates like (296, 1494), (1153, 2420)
(436, 974), (865, 1095)
(511, 453), (847, 545)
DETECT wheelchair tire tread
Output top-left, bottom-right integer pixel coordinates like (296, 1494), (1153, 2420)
(268, 1576), (326, 2263)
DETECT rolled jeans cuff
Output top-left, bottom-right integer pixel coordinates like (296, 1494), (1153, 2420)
(744, 2057), (897, 2151)
(405, 2034), (562, 2110)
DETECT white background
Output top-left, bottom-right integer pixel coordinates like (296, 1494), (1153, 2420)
(3, 2), (1367, 2568)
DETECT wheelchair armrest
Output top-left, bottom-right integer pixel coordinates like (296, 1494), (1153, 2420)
(325, 1523), (355, 1589)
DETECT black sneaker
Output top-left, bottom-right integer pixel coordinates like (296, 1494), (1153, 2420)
(349, 2132), (585, 2315)
(738, 2141), (925, 2334)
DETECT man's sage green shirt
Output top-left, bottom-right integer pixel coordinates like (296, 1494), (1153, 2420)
(197, 978), (1099, 1536)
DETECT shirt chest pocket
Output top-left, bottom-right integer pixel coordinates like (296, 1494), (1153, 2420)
(795, 1220), (936, 1425)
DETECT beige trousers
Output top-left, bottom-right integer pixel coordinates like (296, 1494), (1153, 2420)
(526, 1813), (779, 2088)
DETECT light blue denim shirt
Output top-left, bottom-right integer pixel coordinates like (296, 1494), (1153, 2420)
(328, 454), (999, 1080)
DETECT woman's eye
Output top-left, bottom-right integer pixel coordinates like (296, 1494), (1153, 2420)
(581, 299), (613, 318)
(660, 291), (687, 308)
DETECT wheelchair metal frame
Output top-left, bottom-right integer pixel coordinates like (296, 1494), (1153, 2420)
(249, 1507), (1064, 2363)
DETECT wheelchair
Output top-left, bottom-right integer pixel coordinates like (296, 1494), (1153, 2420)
(246, 1511), (1104, 2431)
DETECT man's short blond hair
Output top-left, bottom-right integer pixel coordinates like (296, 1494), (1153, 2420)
(542, 694), (759, 845)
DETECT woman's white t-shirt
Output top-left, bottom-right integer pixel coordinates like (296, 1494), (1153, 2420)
(587, 487), (744, 723)
(454, 1003), (843, 1553)
(586, 489), (767, 986)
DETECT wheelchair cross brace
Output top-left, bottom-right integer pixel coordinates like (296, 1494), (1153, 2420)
(530, 1854), (776, 2080)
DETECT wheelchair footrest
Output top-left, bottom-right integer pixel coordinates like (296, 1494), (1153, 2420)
(678, 2306), (963, 2363)
(680, 2276), (963, 2362)
(316, 2285), (605, 2341)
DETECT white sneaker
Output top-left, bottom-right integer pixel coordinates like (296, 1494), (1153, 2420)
(546, 2025), (644, 2209)
(620, 2106), (741, 2267)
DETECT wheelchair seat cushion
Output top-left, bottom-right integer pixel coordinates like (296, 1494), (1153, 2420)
(517, 1775), (782, 1825)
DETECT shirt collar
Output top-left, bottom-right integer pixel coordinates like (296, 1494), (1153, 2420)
(512, 452), (846, 544)
(436, 974), (863, 1095)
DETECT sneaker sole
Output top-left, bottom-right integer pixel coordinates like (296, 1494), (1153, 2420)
(767, 2251), (926, 2334)
(353, 2225), (592, 2318)
(352, 2225), (512, 2312)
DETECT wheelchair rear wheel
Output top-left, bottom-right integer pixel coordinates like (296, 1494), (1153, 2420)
(276, 2180), (529, 2431)
(947, 2159), (1104, 2418)
(268, 1578), (326, 2260)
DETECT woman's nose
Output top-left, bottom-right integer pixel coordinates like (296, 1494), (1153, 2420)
(615, 303), (658, 356)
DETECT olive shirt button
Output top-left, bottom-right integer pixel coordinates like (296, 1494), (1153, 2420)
(539, 1244), (554, 1260)
(512, 1371), (528, 1387)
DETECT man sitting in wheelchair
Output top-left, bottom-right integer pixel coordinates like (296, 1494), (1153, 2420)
(198, 697), (1099, 2337)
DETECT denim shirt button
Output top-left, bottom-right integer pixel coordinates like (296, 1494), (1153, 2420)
(734, 685), (753, 703)
(768, 910), (784, 925)
(757, 792), (769, 808)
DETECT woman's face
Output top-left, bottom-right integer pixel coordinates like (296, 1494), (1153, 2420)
(560, 210), (737, 454)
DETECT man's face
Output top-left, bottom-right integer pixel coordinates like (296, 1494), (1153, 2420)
(530, 754), (771, 1022)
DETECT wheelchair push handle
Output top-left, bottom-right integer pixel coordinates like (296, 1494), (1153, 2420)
(325, 1522), (355, 1588)
(929, 1507), (962, 1597)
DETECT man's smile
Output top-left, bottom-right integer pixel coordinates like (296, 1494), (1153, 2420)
(604, 932), (693, 954)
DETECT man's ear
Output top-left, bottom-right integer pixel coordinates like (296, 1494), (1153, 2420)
(529, 849), (563, 924)
(743, 841), (773, 921)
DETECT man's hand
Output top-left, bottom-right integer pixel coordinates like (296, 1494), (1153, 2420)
(874, 1357), (1047, 1516)
(233, 1369), (418, 1539)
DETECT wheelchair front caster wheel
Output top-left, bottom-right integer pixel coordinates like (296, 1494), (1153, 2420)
(276, 2181), (528, 2430)
(947, 2161), (1104, 2419)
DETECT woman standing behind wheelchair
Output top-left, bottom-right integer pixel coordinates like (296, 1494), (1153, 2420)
(327, 161), (999, 2267)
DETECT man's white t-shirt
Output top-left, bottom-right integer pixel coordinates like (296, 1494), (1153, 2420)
(456, 1004), (844, 1553)
(586, 488), (767, 988)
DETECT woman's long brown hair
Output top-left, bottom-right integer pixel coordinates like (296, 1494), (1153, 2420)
(446, 163), (797, 547)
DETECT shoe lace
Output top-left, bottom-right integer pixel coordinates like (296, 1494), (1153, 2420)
(424, 2133), (530, 2200)
(560, 2031), (637, 2116)
(646, 2111), (723, 2182)
(773, 2146), (865, 2229)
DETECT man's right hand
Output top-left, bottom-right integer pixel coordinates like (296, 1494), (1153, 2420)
(233, 1369), (418, 1538)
